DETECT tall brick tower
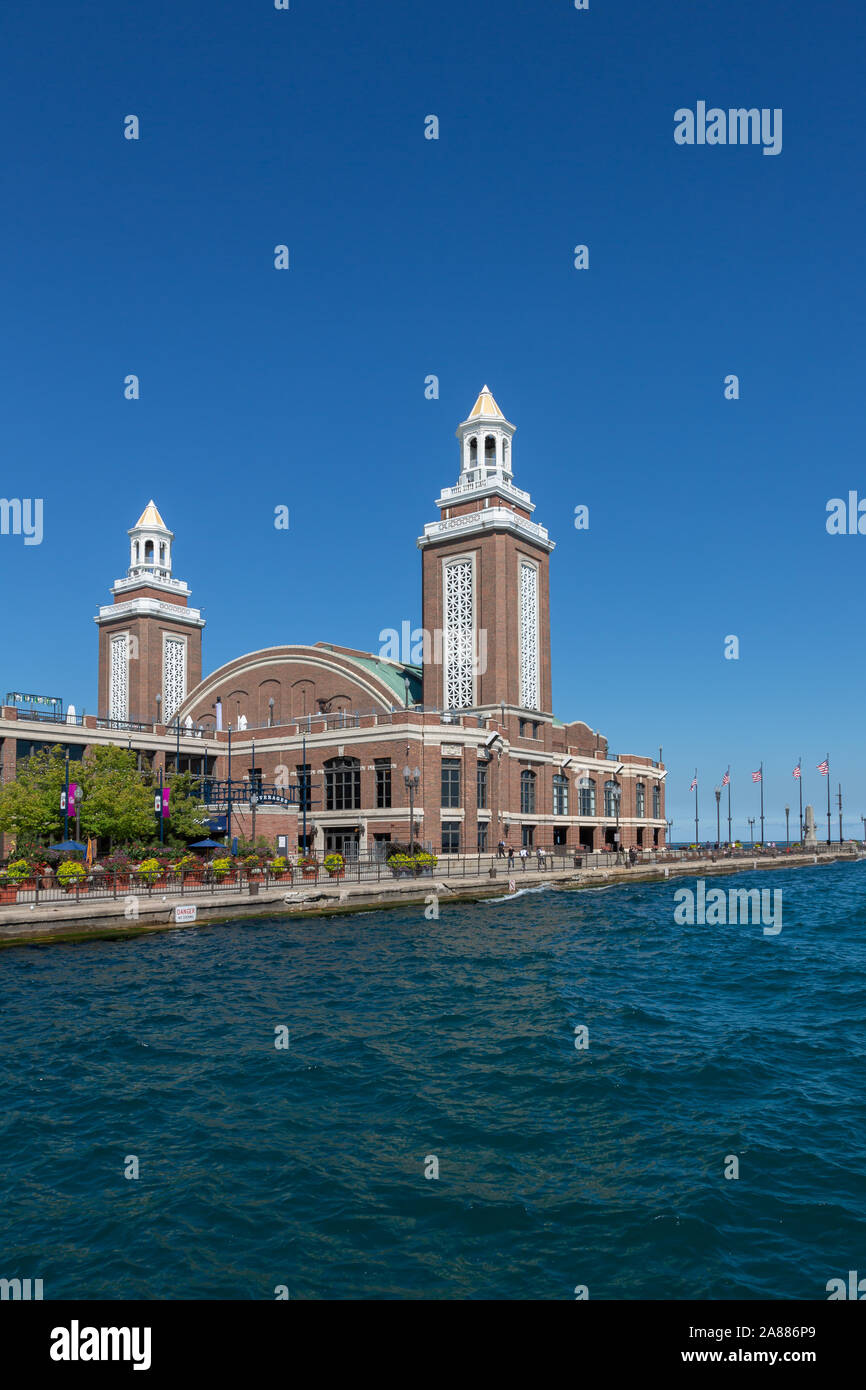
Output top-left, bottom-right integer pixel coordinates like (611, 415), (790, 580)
(95, 502), (205, 725)
(418, 388), (555, 718)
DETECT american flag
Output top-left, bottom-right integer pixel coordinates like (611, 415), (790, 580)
(817, 758), (829, 776)
(752, 769), (762, 783)
(721, 770), (730, 786)
(689, 776), (697, 791)
(793, 763), (801, 779)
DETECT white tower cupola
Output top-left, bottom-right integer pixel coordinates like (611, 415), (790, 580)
(128, 500), (173, 582)
(457, 385), (516, 486)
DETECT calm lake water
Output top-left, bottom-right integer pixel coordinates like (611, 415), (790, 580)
(1, 860), (864, 1300)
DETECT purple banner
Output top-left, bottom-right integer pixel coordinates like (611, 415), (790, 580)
(67, 783), (77, 818)
(162, 788), (170, 819)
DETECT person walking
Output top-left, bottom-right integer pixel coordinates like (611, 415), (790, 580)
(519, 846), (528, 871)
(497, 839), (506, 859)
(507, 846), (515, 870)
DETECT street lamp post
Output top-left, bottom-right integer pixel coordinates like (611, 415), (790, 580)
(268, 697), (275, 728)
(748, 817), (755, 846)
(612, 779), (622, 857)
(785, 804), (790, 849)
(403, 763), (421, 849)
(155, 693), (161, 728)
(714, 787), (721, 848)
(861, 814), (866, 844)
(250, 792), (259, 845)
(666, 818), (673, 847)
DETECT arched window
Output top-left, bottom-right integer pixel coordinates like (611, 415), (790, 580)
(553, 774), (569, 816)
(520, 768), (536, 814)
(144, 540), (154, 564)
(324, 756), (361, 811)
(578, 777), (596, 816)
(636, 781), (646, 817)
(604, 779), (620, 818)
(653, 783), (661, 818)
(133, 541), (139, 562)
(468, 436), (478, 466)
(484, 435), (496, 467)
(159, 543), (166, 564)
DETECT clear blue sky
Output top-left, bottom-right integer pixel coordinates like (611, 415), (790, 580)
(1, 0), (864, 839)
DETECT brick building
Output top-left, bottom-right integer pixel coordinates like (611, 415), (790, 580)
(0, 388), (666, 856)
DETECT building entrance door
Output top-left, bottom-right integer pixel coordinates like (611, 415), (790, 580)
(325, 827), (360, 860)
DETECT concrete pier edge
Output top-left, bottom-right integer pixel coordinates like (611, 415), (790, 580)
(0, 849), (861, 949)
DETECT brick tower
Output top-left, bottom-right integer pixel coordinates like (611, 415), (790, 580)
(418, 388), (555, 718)
(95, 502), (205, 725)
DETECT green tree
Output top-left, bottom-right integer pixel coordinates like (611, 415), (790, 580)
(0, 745), (66, 846)
(74, 746), (154, 850)
(164, 771), (209, 846)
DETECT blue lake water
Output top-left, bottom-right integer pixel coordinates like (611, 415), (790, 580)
(1, 860), (864, 1300)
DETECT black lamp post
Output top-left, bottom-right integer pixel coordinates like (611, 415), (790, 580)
(612, 779), (621, 853)
(268, 696), (275, 727)
(785, 804), (790, 849)
(155, 692), (161, 728)
(714, 787), (721, 848)
(666, 817), (673, 847)
(403, 764), (421, 849)
(748, 817), (755, 846)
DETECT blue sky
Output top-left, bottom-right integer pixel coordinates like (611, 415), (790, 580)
(1, 0), (864, 839)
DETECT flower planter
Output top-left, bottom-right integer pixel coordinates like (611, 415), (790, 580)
(274, 872), (293, 883)
(65, 883), (89, 894)
(326, 870), (345, 881)
(0, 887), (17, 904)
(301, 869), (318, 880)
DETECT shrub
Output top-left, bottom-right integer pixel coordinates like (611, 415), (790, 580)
(136, 857), (161, 884)
(212, 858), (234, 879)
(323, 853), (344, 875)
(270, 856), (290, 873)
(57, 861), (87, 887)
(6, 859), (33, 882)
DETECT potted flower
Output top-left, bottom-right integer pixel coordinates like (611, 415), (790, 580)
(299, 855), (319, 880)
(211, 857), (235, 885)
(414, 851), (438, 877)
(269, 855), (292, 882)
(324, 852), (345, 879)
(243, 853), (264, 877)
(387, 852), (415, 879)
(7, 858), (35, 890)
(135, 857), (162, 887)
(0, 871), (17, 905)
(58, 861), (88, 893)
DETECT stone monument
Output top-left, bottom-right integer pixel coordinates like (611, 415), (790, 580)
(804, 804), (818, 848)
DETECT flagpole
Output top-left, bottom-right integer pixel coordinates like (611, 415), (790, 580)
(759, 760), (764, 846)
(826, 753), (831, 846)
(727, 768), (732, 847)
(694, 768), (699, 845)
(798, 756), (803, 844)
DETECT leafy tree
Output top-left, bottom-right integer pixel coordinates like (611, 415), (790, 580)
(164, 771), (209, 846)
(73, 746), (154, 850)
(0, 745), (66, 846)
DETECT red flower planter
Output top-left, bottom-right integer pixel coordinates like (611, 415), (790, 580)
(0, 886), (17, 904)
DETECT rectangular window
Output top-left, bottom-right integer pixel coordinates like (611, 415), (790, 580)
(477, 821), (488, 852)
(375, 759), (392, 809)
(441, 757), (461, 808)
(579, 779), (596, 816)
(636, 783), (646, 817)
(476, 763), (488, 809)
(325, 760), (361, 811)
(553, 826), (567, 846)
(248, 766), (263, 796)
(553, 774), (569, 816)
(521, 824), (535, 849)
(296, 764), (311, 813)
(442, 820), (461, 854)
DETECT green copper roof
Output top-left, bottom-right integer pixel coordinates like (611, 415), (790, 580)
(318, 648), (423, 706)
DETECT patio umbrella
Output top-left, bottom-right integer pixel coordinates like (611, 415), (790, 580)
(49, 840), (87, 852)
(190, 838), (223, 849)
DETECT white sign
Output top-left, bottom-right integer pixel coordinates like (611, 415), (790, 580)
(174, 905), (197, 924)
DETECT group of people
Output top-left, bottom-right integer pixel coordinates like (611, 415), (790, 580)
(496, 840), (550, 870)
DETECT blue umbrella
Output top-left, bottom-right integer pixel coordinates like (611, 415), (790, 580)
(190, 838), (223, 849)
(49, 840), (87, 852)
